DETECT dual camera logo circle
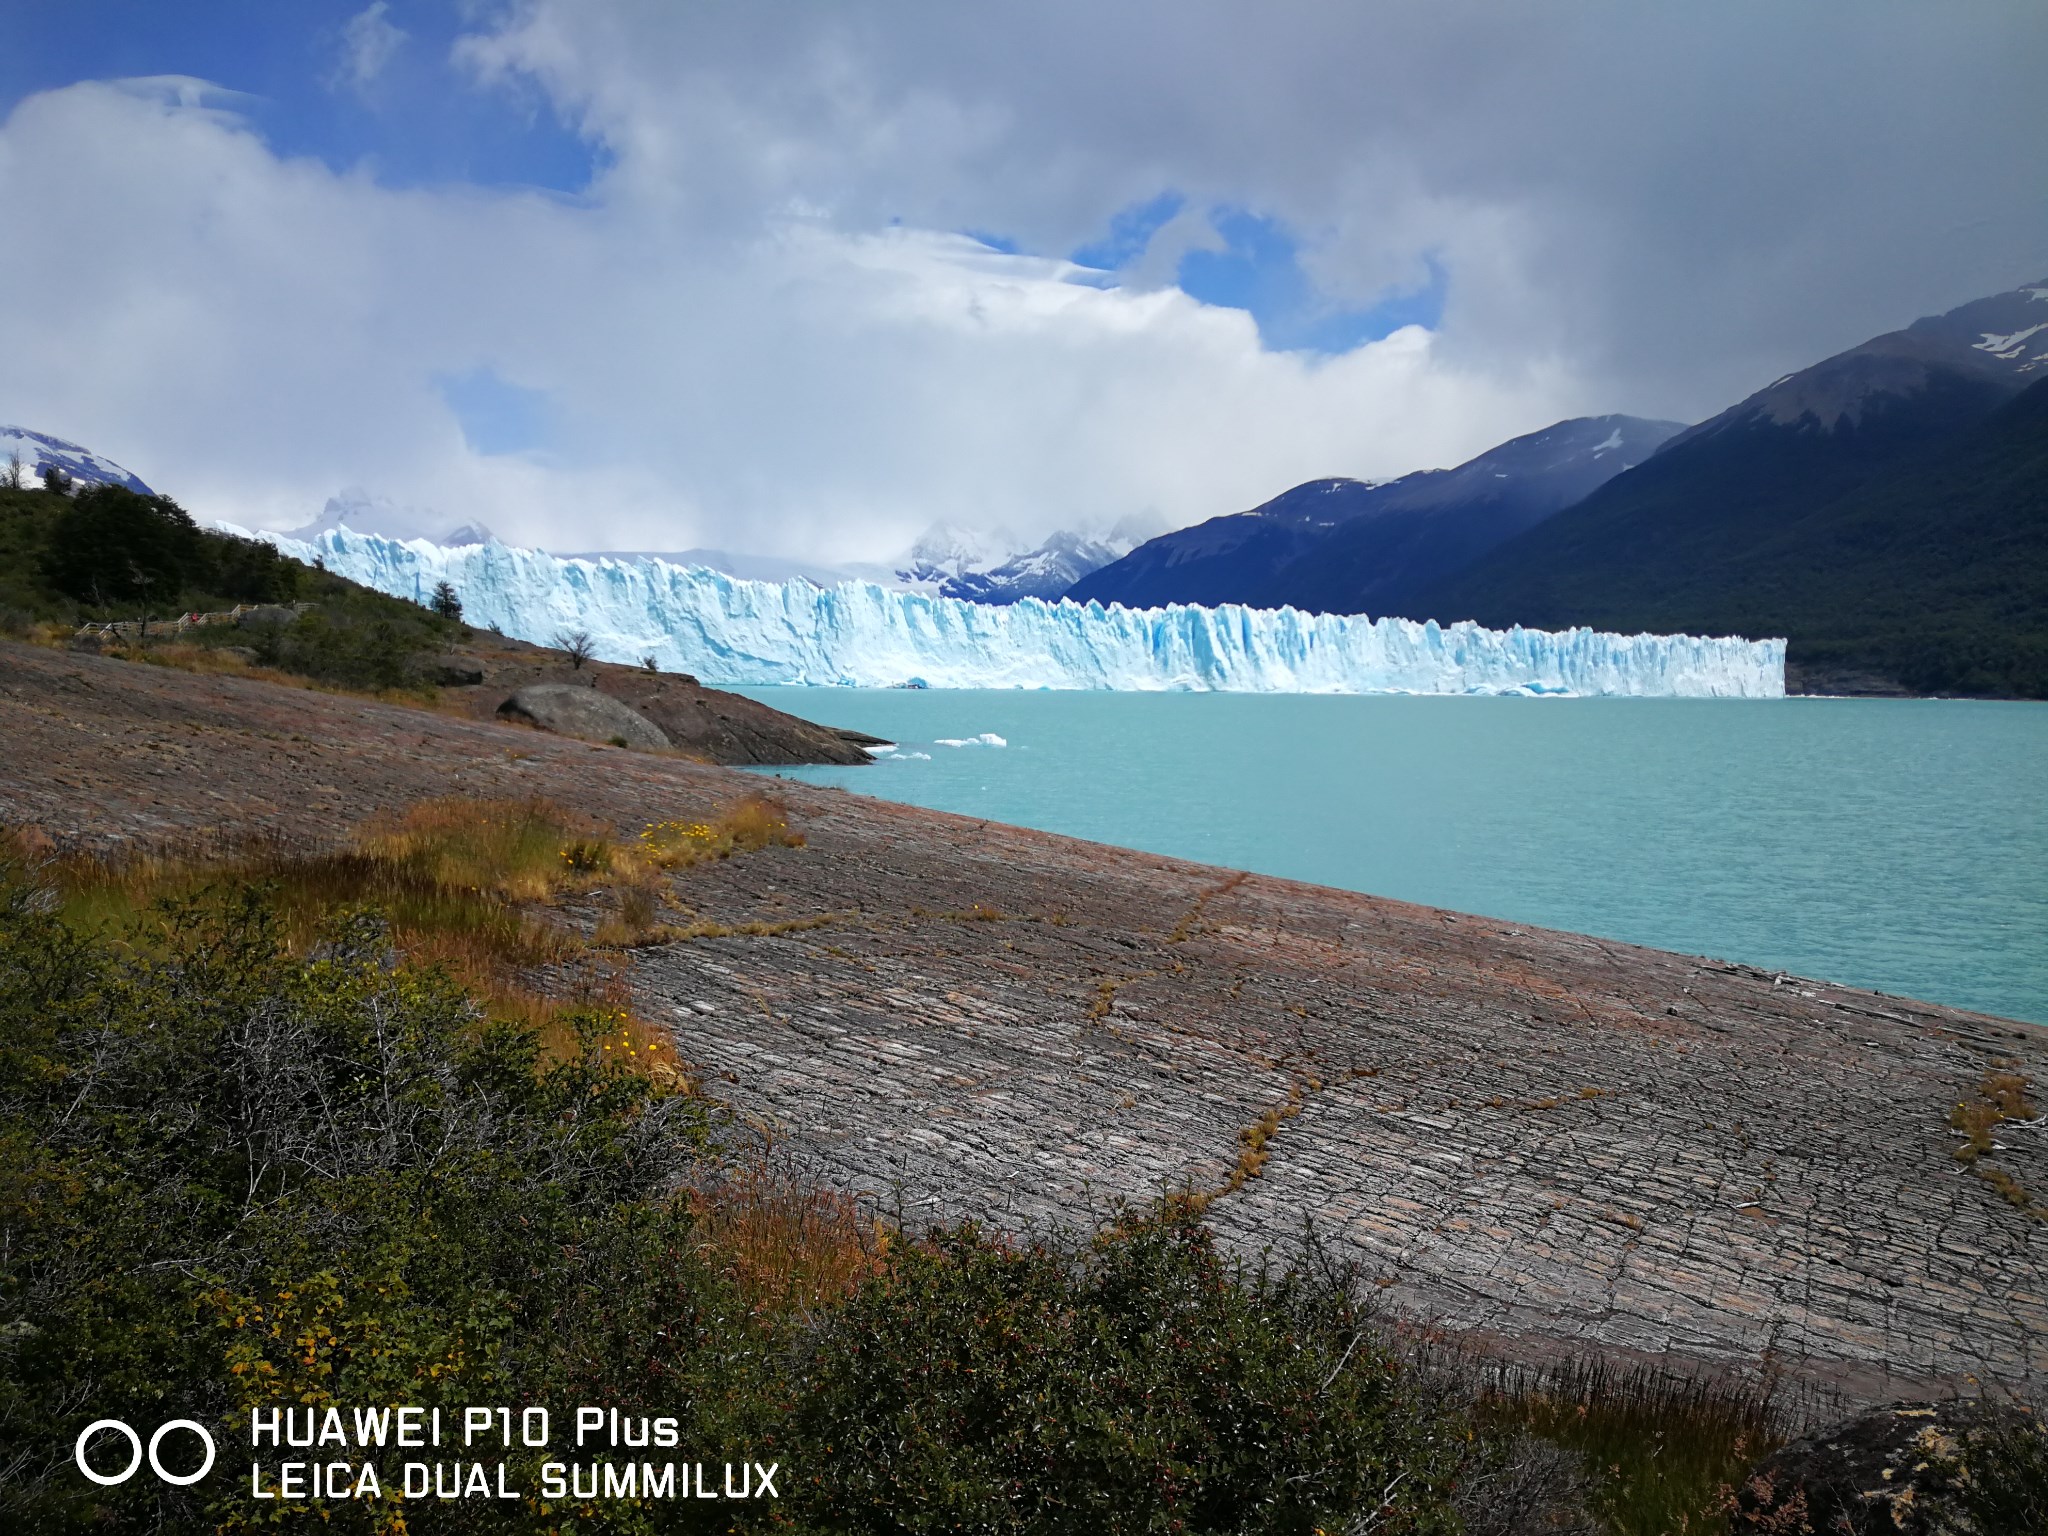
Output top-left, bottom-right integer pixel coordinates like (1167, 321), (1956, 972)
(74, 1420), (216, 1487)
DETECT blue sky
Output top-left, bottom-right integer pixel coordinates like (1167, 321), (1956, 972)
(0, 1), (600, 191)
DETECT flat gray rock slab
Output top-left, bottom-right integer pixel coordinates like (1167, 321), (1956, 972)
(497, 682), (669, 750)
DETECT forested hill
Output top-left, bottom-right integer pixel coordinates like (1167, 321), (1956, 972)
(1413, 372), (2048, 697)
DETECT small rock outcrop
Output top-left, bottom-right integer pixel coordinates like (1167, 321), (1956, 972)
(1733, 1400), (2047, 1534)
(595, 675), (878, 765)
(496, 683), (670, 750)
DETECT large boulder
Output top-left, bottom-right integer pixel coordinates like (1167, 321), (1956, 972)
(496, 683), (670, 750)
(1733, 1400), (2047, 1534)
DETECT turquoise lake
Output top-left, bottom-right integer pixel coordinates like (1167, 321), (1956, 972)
(737, 690), (2048, 1026)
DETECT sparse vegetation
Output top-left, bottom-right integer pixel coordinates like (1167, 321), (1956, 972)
(554, 626), (596, 668)
(1920, 1413), (2048, 1530)
(1471, 1357), (1786, 1536)
(1952, 1066), (2047, 1220)
(0, 863), (730, 1533)
(0, 839), (1505, 1535)
(790, 1210), (1468, 1535)
(10, 793), (800, 1069)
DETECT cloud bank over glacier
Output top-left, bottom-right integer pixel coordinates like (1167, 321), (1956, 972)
(0, 76), (1566, 563)
(2, 2), (2040, 563)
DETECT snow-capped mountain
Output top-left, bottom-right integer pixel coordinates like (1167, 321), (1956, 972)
(896, 522), (1022, 589)
(1660, 279), (2048, 449)
(896, 516), (1163, 603)
(1408, 279), (2048, 697)
(240, 523), (1786, 697)
(559, 546), (876, 588)
(0, 426), (155, 494)
(279, 487), (494, 548)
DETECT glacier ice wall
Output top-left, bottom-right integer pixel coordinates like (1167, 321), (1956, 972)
(253, 527), (1786, 697)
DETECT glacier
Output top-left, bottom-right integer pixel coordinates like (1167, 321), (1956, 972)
(244, 527), (1786, 697)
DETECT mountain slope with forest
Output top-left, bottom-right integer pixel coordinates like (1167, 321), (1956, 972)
(1413, 283), (2048, 696)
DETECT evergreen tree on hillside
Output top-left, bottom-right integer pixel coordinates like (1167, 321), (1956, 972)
(429, 579), (463, 620)
(41, 485), (202, 607)
(36, 486), (300, 612)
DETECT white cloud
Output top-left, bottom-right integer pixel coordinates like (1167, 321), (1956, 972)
(0, 76), (1572, 561)
(462, 1), (2048, 413)
(332, 2), (406, 96)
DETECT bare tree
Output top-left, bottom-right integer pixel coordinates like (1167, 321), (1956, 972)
(2, 452), (21, 491)
(554, 629), (596, 669)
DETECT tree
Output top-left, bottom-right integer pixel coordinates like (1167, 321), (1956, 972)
(41, 485), (202, 607)
(42, 465), (72, 495)
(554, 628), (596, 669)
(429, 579), (463, 621)
(2, 452), (21, 491)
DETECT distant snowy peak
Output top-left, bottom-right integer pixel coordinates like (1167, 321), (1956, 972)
(0, 426), (154, 494)
(281, 487), (493, 548)
(900, 521), (1021, 582)
(937, 530), (1127, 603)
(895, 518), (1158, 603)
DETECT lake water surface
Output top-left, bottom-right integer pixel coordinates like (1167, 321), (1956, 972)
(738, 690), (2048, 1025)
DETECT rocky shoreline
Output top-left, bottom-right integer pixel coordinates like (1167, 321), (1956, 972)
(3, 639), (2042, 1409)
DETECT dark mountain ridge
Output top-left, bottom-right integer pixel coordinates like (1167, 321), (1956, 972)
(1066, 414), (1683, 613)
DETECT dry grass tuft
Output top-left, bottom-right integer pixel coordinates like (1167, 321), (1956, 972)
(13, 797), (748, 1074)
(1471, 1355), (1787, 1536)
(635, 794), (804, 872)
(1223, 1085), (1305, 1193)
(1951, 1066), (2046, 1221)
(96, 639), (446, 707)
(12, 792), (814, 1071)
(687, 1159), (886, 1321)
(1953, 1067), (2039, 1164)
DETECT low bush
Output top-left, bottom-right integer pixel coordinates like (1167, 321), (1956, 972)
(0, 872), (741, 1534)
(791, 1213), (1466, 1535)
(0, 856), (1488, 1535)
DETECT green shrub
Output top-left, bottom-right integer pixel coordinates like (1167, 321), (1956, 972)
(0, 872), (761, 1534)
(790, 1213), (1465, 1535)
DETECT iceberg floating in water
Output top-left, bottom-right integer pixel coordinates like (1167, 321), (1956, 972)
(249, 527), (1786, 698)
